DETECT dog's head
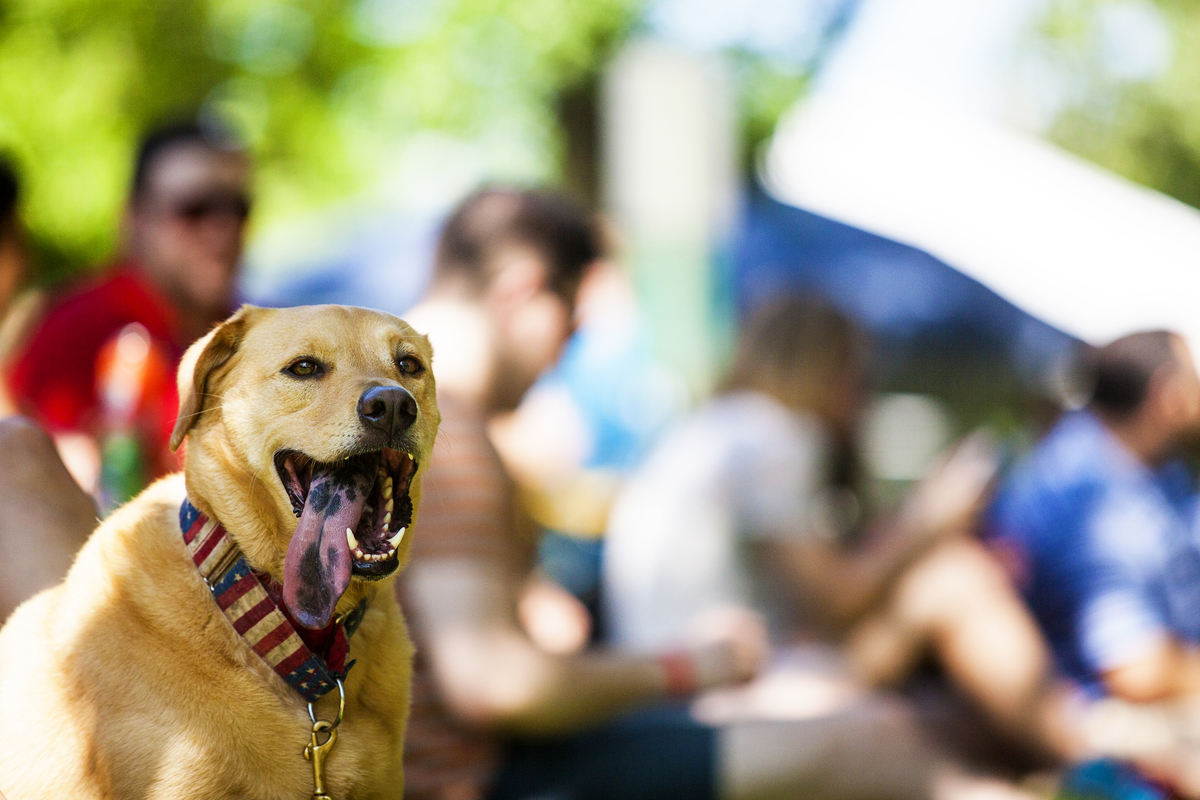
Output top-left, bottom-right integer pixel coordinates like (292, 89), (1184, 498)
(170, 304), (439, 629)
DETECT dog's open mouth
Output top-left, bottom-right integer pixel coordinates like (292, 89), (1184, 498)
(273, 447), (417, 629)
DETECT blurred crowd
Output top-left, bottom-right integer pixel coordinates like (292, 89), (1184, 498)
(5, 122), (1200, 800)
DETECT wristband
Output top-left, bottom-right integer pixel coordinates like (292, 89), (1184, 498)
(658, 650), (698, 698)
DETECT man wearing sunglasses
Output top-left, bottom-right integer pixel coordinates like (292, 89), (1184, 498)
(6, 121), (251, 500)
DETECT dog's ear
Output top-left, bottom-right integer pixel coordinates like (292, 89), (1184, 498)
(170, 306), (261, 452)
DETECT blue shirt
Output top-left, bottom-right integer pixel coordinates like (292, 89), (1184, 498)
(989, 412), (1200, 692)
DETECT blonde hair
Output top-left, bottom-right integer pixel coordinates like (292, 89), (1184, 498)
(722, 295), (865, 418)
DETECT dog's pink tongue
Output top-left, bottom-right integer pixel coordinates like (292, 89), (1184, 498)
(284, 464), (374, 629)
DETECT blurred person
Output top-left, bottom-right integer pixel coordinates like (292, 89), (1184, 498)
(400, 191), (1030, 800)
(489, 256), (679, 635)
(604, 296), (1085, 784)
(398, 187), (762, 800)
(6, 121), (250, 500)
(989, 332), (1200, 711)
(0, 159), (95, 623)
(0, 415), (98, 622)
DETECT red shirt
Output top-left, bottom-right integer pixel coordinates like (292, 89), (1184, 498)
(8, 265), (187, 478)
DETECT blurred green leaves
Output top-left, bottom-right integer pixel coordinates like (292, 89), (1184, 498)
(0, 0), (639, 280)
(1039, 0), (1200, 210)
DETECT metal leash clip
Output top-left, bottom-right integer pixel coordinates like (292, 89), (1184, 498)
(303, 676), (345, 800)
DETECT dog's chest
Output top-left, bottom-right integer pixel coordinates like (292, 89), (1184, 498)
(189, 708), (404, 799)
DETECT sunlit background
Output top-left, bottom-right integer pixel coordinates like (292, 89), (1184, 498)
(3, 0), (1200, 480)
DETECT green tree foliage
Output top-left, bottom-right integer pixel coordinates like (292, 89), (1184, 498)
(728, 50), (808, 174)
(0, 0), (639, 281)
(1038, 0), (1200, 209)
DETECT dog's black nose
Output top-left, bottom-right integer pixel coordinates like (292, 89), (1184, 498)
(358, 385), (418, 439)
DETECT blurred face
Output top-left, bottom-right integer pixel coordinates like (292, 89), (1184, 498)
(128, 143), (250, 323)
(1158, 335), (1200, 437)
(486, 247), (575, 411)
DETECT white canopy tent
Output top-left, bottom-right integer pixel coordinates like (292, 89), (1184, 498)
(762, 84), (1200, 356)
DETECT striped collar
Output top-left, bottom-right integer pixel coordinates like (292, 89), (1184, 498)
(179, 498), (365, 702)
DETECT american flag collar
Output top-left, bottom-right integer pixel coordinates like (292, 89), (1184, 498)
(179, 498), (365, 703)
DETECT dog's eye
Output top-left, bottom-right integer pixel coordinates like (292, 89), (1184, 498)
(285, 358), (323, 377)
(397, 356), (423, 375)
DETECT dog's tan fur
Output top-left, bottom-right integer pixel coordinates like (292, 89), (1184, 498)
(0, 305), (438, 799)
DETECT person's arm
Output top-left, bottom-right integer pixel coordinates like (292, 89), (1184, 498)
(762, 431), (999, 629)
(0, 417), (97, 620)
(404, 557), (764, 736)
(1102, 640), (1200, 703)
(1077, 489), (1199, 704)
(759, 522), (940, 629)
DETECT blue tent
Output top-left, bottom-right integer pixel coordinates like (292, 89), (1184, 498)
(734, 190), (1077, 390)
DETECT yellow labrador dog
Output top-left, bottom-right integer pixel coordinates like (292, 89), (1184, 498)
(0, 305), (438, 799)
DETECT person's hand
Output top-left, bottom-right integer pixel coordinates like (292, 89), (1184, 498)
(899, 428), (999, 544)
(684, 606), (769, 690)
(517, 573), (592, 656)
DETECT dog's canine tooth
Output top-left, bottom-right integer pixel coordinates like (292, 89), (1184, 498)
(387, 527), (406, 549)
(346, 528), (359, 550)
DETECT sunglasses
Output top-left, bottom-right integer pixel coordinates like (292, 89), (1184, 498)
(170, 193), (251, 224)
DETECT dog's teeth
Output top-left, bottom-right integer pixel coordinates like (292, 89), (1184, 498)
(386, 496), (393, 514)
(382, 511), (391, 528)
(387, 527), (406, 549)
(382, 477), (392, 500)
(346, 528), (359, 550)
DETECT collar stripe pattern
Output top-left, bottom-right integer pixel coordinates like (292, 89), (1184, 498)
(179, 498), (364, 702)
